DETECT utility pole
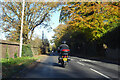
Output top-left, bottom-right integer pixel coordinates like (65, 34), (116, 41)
(19, 0), (25, 57)
(42, 31), (44, 47)
(42, 31), (46, 54)
(42, 31), (44, 43)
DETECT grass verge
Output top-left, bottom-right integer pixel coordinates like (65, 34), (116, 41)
(1, 56), (41, 78)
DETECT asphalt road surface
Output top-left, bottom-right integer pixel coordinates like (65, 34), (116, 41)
(21, 52), (119, 80)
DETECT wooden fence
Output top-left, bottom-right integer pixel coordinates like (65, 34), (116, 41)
(0, 40), (20, 58)
(0, 40), (42, 58)
(105, 48), (120, 59)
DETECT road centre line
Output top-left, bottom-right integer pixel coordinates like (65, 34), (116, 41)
(77, 62), (85, 66)
(90, 68), (111, 79)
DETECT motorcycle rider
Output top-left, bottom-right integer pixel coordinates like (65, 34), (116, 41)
(58, 41), (70, 63)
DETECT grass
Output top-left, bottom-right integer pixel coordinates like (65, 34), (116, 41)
(1, 56), (41, 78)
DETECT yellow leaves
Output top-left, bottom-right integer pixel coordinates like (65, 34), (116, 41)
(74, 17), (81, 21)
(75, 22), (79, 26)
(90, 22), (95, 25)
(85, 16), (91, 21)
(92, 30), (98, 35)
(60, 2), (120, 42)
(95, 20), (99, 23)
(76, 10), (81, 13)
(84, 23), (93, 29)
(67, 20), (75, 25)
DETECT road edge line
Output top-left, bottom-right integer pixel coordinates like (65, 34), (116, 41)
(90, 68), (111, 79)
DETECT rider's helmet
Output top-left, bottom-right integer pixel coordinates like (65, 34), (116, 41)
(62, 41), (66, 44)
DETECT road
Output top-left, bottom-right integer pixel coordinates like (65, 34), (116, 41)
(21, 52), (119, 80)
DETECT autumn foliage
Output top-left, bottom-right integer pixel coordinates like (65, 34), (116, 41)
(52, 2), (120, 55)
(59, 2), (119, 40)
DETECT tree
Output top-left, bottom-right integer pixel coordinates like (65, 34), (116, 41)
(52, 24), (68, 46)
(42, 38), (50, 54)
(30, 36), (42, 55)
(30, 37), (42, 48)
(1, 2), (63, 43)
(59, 2), (120, 41)
(52, 2), (120, 56)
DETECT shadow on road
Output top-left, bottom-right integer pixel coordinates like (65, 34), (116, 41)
(38, 61), (62, 67)
(18, 61), (111, 80)
(46, 52), (119, 65)
(52, 63), (63, 67)
(47, 52), (59, 56)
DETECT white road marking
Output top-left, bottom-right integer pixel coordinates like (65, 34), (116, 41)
(79, 59), (97, 62)
(71, 59), (73, 60)
(90, 68), (111, 79)
(77, 62), (84, 66)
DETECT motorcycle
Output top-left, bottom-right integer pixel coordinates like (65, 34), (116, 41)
(58, 48), (70, 67)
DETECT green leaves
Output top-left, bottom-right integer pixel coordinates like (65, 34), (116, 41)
(59, 2), (120, 41)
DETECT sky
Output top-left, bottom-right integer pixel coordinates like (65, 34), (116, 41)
(0, 3), (6, 40)
(0, 3), (61, 41)
(32, 10), (61, 41)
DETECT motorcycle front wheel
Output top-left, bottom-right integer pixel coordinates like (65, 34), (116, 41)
(61, 62), (66, 68)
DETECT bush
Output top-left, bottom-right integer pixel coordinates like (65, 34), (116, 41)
(22, 44), (33, 57)
(14, 52), (17, 58)
(5, 46), (9, 59)
(14, 48), (18, 58)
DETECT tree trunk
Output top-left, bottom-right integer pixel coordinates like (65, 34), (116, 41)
(23, 33), (28, 44)
(29, 29), (34, 43)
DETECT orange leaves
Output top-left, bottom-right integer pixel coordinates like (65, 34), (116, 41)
(93, 31), (98, 33)
(3, 17), (6, 20)
(59, 2), (120, 41)
(74, 16), (82, 21)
